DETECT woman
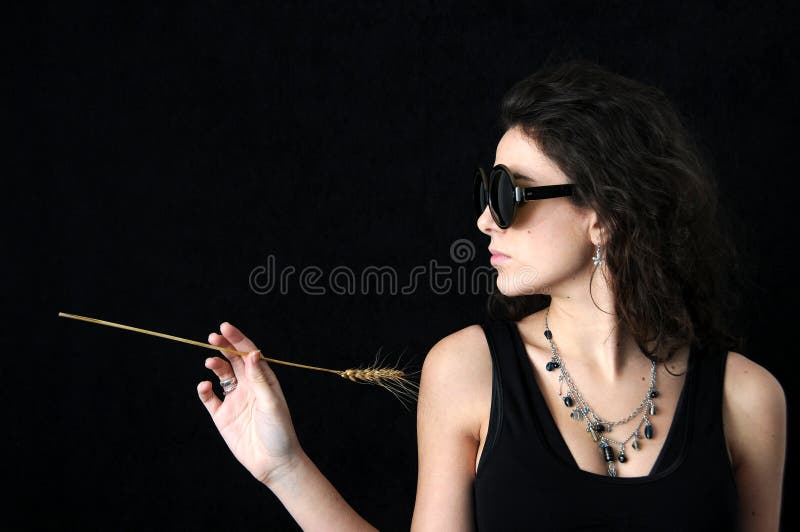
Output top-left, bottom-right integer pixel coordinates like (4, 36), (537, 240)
(196, 61), (786, 531)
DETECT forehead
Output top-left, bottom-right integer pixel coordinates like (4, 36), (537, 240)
(493, 126), (570, 185)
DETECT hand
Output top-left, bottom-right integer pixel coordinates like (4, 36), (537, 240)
(197, 322), (303, 486)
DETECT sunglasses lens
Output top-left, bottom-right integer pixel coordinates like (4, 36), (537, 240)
(473, 169), (488, 217)
(489, 167), (515, 228)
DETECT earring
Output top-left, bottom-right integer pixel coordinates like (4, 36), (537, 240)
(592, 244), (603, 266)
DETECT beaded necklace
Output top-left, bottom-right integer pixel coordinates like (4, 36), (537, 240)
(543, 308), (658, 477)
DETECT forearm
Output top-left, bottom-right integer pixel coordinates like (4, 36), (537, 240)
(266, 450), (378, 532)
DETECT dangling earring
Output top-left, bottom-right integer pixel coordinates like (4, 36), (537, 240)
(592, 244), (603, 266)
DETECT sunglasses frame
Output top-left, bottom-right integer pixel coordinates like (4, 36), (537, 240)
(474, 164), (576, 228)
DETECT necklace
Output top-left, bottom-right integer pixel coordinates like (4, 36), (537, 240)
(543, 309), (658, 477)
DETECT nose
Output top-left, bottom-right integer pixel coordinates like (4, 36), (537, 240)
(477, 204), (503, 235)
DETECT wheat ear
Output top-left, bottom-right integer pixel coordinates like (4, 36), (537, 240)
(58, 312), (419, 406)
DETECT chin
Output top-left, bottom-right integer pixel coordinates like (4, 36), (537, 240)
(496, 266), (546, 296)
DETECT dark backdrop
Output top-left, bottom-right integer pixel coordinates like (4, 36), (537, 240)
(12, 2), (797, 530)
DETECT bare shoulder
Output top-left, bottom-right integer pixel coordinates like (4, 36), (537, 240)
(723, 351), (786, 417)
(422, 324), (492, 387)
(425, 324), (490, 367)
(722, 351), (787, 466)
(722, 352), (787, 529)
(420, 324), (492, 439)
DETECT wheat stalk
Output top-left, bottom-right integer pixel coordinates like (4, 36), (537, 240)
(58, 312), (419, 408)
(339, 348), (421, 410)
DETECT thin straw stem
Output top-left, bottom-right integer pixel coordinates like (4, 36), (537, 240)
(57, 312), (341, 375)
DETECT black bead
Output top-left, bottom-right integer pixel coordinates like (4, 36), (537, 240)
(649, 390), (659, 398)
(545, 361), (555, 372)
(544, 329), (552, 340)
(563, 396), (573, 407)
(644, 423), (653, 439)
(602, 445), (614, 463)
(595, 423), (605, 433)
(618, 453), (627, 463)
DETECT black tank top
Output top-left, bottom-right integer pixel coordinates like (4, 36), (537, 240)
(473, 320), (739, 531)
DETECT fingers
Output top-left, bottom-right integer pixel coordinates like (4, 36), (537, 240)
(204, 356), (237, 388)
(197, 380), (222, 416)
(209, 322), (260, 375)
(198, 322), (261, 417)
(197, 356), (239, 417)
(220, 322), (260, 354)
(208, 329), (246, 375)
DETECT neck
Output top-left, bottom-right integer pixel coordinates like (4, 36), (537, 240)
(529, 267), (644, 381)
(546, 299), (631, 379)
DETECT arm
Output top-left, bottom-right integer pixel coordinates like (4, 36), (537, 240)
(411, 326), (490, 531)
(266, 450), (378, 532)
(722, 351), (787, 531)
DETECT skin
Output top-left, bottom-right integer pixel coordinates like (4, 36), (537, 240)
(198, 126), (786, 531)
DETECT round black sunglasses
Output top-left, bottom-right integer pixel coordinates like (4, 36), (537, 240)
(473, 164), (575, 228)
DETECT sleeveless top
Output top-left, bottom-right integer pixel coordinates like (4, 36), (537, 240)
(473, 320), (739, 531)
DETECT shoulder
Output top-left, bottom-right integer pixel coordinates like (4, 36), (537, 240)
(422, 324), (492, 389)
(723, 351), (786, 418)
(425, 323), (490, 363)
(722, 351), (787, 467)
(419, 324), (492, 440)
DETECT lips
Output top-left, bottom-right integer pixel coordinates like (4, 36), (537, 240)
(489, 247), (511, 265)
(489, 248), (510, 258)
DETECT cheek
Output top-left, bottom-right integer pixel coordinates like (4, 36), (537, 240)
(508, 210), (590, 275)
(511, 213), (548, 254)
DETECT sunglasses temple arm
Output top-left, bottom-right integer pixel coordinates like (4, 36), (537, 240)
(522, 184), (575, 201)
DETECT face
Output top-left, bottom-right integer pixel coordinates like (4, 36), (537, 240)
(477, 126), (598, 297)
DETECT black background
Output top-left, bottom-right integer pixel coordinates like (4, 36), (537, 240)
(13, 2), (798, 530)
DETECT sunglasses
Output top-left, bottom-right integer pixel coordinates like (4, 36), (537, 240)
(473, 164), (576, 228)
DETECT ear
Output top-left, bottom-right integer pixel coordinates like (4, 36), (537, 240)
(586, 209), (605, 247)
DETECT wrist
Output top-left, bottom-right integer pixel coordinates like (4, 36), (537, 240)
(263, 448), (308, 488)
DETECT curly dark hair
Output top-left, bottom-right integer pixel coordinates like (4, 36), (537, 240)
(487, 60), (741, 362)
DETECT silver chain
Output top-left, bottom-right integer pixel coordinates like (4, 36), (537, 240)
(544, 308), (657, 476)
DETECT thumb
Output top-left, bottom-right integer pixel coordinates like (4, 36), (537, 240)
(245, 351), (284, 402)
